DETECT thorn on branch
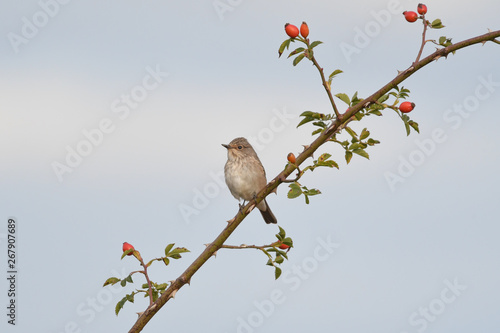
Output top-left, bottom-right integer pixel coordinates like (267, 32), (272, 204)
(169, 289), (178, 300)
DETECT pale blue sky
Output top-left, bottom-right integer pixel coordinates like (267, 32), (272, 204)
(1, 1), (500, 332)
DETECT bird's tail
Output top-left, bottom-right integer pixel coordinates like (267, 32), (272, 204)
(259, 199), (277, 224)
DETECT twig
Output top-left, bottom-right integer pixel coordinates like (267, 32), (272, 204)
(136, 256), (154, 306)
(310, 55), (342, 120)
(414, 15), (429, 64)
(219, 243), (278, 250)
(280, 165), (302, 183)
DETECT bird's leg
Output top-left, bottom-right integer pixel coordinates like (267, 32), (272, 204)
(238, 200), (247, 212)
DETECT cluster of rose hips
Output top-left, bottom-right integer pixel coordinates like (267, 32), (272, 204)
(285, 22), (309, 38)
(403, 3), (427, 23)
(284, 21), (416, 114)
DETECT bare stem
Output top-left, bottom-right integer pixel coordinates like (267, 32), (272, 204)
(220, 243), (279, 250)
(137, 257), (154, 306)
(310, 55), (342, 120)
(414, 16), (428, 64)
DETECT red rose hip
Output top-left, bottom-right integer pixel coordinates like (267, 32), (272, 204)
(417, 3), (427, 15)
(300, 22), (309, 38)
(285, 23), (299, 38)
(399, 101), (415, 113)
(403, 11), (418, 23)
(123, 242), (135, 255)
(279, 243), (290, 250)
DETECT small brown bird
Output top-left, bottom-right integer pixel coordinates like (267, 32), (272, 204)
(222, 137), (277, 224)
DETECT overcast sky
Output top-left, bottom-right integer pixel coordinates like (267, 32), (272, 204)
(1, 1), (500, 332)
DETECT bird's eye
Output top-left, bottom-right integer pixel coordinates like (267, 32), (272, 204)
(237, 145), (243, 149)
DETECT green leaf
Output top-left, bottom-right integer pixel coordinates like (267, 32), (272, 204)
(360, 128), (370, 140)
(293, 53), (305, 66)
(317, 153), (331, 163)
(120, 279), (127, 287)
(409, 120), (420, 133)
(125, 275), (133, 284)
(275, 267), (282, 280)
(354, 111), (364, 121)
(156, 283), (168, 291)
(312, 121), (327, 128)
(299, 111), (315, 118)
(353, 148), (369, 159)
(350, 91), (361, 106)
(430, 19), (445, 29)
(311, 128), (324, 136)
(329, 69), (343, 81)
(297, 111), (328, 128)
(304, 194), (310, 204)
(164, 243), (175, 256)
(103, 277), (120, 287)
(310, 40), (323, 49)
(316, 153), (338, 168)
(344, 126), (358, 138)
(287, 182), (303, 199)
(299, 111), (319, 119)
(304, 188), (321, 196)
(278, 226), (286, 239)
(288, 47), (305, 58)
(367, 138), (381, 146)
(275, 255), (284, 264)
(438, 36), (453, 48)
(282, 237), (293, 247)
(345, 151), (353, 164)
(121, 249), (134, 259)
(335, 93), (351, 105)
(377, 94), (389, 103)
(126, 292), (135, 303)
(167, 247), (190, 260)
(349, 142), (363, 150)
(115, 297), (127, 315)
(162, 257), (170, 266)
(278, 39), (291, 58)
(402, 114), (411, 136)
(297, 116), (315, 128)
(322, 160), (339, 169)
(368, 109), (382, 116)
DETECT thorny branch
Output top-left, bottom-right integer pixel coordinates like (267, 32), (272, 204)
(128, 29), (500, 333)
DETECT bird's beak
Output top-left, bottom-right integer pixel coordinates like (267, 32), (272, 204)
(222, 143), (230, 149)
